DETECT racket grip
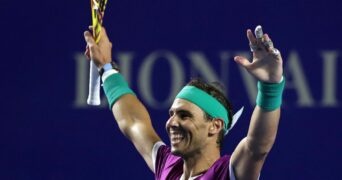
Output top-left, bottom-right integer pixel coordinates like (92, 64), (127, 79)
(87, 60), (101, 105)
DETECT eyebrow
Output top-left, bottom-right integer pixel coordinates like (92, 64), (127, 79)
(169, 109), (194, 118)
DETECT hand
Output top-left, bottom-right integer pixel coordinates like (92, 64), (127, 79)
(234, 26), (283, 83)
(84, 26), (112, 68)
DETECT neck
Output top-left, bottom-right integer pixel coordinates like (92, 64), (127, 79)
(181, 146), (220, 179)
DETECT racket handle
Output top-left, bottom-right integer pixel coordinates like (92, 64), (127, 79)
(87, 60), (101, 105)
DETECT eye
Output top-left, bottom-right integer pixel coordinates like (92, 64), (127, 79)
(178, 111), (191, 120)
(179, 113), (187, 119)
(169, 110), (174, 117)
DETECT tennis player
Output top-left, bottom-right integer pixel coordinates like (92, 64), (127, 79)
(83, 25), (285, 180)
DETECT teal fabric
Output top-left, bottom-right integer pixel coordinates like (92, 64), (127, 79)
(256, 78), (285, 111)
(103, 73), (135, 109)
(176, 86), (230, 131)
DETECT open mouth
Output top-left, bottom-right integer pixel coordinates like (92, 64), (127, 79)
(170, 130), (185, 145)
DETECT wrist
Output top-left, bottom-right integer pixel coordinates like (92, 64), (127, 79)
(103, 73), (135, 109)
(256, 76), (285, 111)
(99, 61), (120, 75)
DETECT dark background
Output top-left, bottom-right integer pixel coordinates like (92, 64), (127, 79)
(1, 0), (341, 179)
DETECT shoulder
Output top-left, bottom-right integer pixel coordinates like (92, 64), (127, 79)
(153, 142), (183, 179)
(210, 155), (231, 172)
(200, 155), (232, 180)
(153, 142), (179, 166)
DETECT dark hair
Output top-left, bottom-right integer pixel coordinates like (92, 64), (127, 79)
(187, 78), (233, 148)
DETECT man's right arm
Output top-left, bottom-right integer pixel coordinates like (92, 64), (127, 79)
(84, 27), (161, 171)
(111, 94), (161, 171)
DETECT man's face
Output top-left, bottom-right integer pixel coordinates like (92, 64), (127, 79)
(166, 98), (212, 157)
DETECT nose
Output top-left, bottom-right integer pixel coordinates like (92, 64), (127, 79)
(166, 115), (179, 129)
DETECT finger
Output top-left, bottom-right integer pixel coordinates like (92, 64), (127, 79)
(84, 31), (99, 56)
(264, 33), (271, 41)
(234, 56), (251, 68)
(270, 48), (281, 57)
(84, 31), (96, 45)
(247, 29), (259, 52)
(88, 26), (94, 35)
(254, 25), (264, 40)
(247, 29), (257, 45)
(99, 26), (109, 41)
(84, 50), (90, 59)
(254, 25), (265, 50)
(263, 34), (274, 50)
(262, 34), (281, 57)
(98, 27), (112, 48)
(84, 45), (90, 59)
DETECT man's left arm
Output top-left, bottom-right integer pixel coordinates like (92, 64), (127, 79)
(231, 107), (281, 179)
(231, 26), (285, 179)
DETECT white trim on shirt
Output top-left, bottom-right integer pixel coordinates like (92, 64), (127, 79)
(229, 160), (236, 180)
(152, 141), (166, 173)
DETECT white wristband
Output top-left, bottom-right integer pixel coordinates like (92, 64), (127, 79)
(102, 69), (119, 82)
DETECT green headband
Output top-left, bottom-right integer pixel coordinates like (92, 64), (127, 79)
(176, 86), (230, 131)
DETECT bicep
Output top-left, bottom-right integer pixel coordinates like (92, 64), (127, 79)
(126, 121), (161, 171)
(231, 107), (280, 179)
(230, 138), (267, 180)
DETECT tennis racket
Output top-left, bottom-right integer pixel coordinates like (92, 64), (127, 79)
(87, 0), (108, 106)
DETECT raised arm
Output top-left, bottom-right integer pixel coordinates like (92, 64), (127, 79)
(83, 27), (161, 171)
(231, 26), (284, 179)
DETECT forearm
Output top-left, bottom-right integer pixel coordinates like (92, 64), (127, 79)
(104, 73), (161, 170)
(246, 78), (285, 154)
(103, 73), (155, 138)
(246, 106), (280, 154)
(102, 72), (144, 133)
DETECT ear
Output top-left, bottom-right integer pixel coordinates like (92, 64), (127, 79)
(208, 118), (224, 135)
